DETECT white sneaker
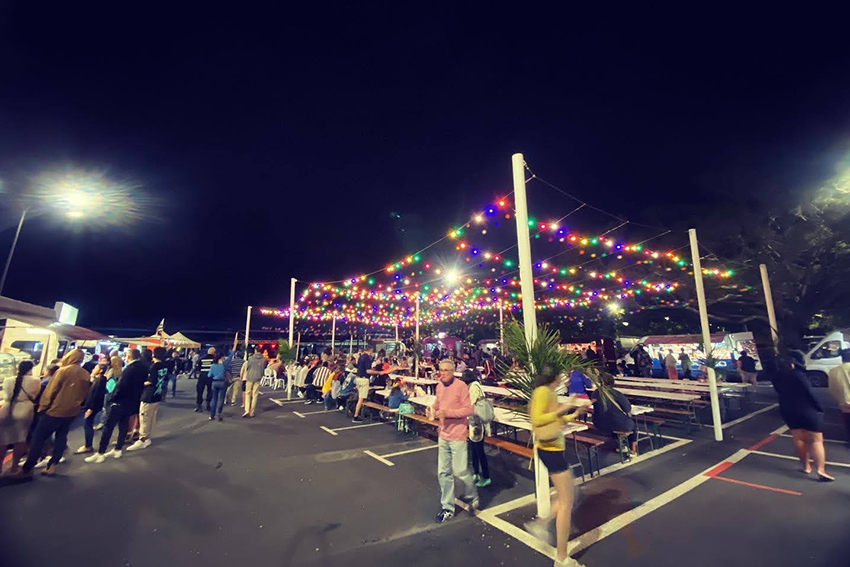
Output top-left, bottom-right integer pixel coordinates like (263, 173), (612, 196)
(126, 439), (151, 452)
(85, 453), (106, 464)
(105, 449), (122, 459)
(34, 456), (51, 469)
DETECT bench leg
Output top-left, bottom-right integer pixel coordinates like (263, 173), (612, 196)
(571, 435), (586, 483)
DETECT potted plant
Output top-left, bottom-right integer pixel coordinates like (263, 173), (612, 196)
(499, 320), (613, 414)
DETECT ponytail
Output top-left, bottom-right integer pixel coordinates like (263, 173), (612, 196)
(10, 360), (35, 407)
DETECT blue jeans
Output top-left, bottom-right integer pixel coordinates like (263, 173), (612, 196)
(210, 381), (226, 418)
(168, 373), (177, 397)
(323, 392), (333, 410)
(437, 437), (477, 512)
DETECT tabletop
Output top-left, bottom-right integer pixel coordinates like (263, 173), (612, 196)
(616, 375), (752, 390)
(615, 386), (700, 402)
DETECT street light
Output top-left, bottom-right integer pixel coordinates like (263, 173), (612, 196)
(0, 168), (139, 296)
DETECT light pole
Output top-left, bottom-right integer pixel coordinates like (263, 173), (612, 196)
(0, 208), (27, 296)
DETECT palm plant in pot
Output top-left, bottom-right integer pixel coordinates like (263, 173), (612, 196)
(498, 320), (614, 414)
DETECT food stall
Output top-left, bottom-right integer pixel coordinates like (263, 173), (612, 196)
(0, 295), (104, 381)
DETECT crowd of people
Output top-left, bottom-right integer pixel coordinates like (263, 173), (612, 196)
(0, 343), (274, 480)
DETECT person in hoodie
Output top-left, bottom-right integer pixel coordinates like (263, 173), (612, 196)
(241, 346), (267, 418)
(85, 348), (147, 464)
(427, 359), (478, 523)
(17, 349), (91, 479)
(76, 362), (108, 454)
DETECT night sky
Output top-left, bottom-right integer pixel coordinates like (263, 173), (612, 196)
(1, 4), (848, 333)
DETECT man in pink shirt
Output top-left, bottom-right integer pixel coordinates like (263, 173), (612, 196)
(427, 359), (479, 523)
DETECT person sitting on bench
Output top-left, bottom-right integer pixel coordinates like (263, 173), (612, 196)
(592, 372), (638, 456)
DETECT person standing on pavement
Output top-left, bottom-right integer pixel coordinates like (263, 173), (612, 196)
(427, 359), (479, 523)
(18, 350), (91, 479)
(524, 364), (587, 567)
(86, 349), (147, 464)
(241, 346), (267, 418)
(196, 347), (216, 412)
(664, 349), (678, 380)
(192, 351), (201, 378)
(127, 347), (168, 451)
(227, 351), (244, 407)
(633, 345), (653, 377)
(738, 350), (758, 386)
(208, 354), (228, 421)
(352, 348), (374, 422)
(679, 348), (692, 379)
(772, 353), (834, 481)
(827, 348), (850, 446)
(75, 362), (108, 455)
(0, 361), (39, 476)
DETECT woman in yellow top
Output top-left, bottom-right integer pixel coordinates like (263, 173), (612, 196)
(526, 366), (586, 567)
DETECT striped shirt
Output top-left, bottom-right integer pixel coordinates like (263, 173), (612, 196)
(312, 366), (331, 389)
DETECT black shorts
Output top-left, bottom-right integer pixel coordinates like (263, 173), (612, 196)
(537, 448), (569, 474)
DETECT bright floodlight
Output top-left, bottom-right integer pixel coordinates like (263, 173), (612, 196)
(607, 302), (622, 314)
(445, 269), (460, 284)
(30, 168), (147, 225)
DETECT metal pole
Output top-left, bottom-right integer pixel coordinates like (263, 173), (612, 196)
(395, 321), (399, 343)
(0, 209), (27, 296)
(415, 293), (421, 378)
(759, 264), (779, 352)
(349, 334), (353, 357)
(689, 228), (723, 441)
(512, 153), (548, 518)
(331, 315), (336, 355)
(288, 278), (296, 348)
(244, 306), (252, 361)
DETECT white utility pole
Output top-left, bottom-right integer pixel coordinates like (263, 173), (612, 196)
(244, 306), (252, 361)
(415, 292), (421, 377)
(759, 264), (779, 352)
(288, 278), (296, 348)
(331, 315), (337, 355)
(512, 153), (548, 518)
(689, 228), (723, 441)
(349, 334), (354, 357)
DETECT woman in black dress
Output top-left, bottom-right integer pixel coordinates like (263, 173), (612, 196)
(772, 353), (834, 481)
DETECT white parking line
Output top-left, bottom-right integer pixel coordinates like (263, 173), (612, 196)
(750, 450), (850, 468)
(293, 411), (305, 418)
(269, 398), (304, 406)
(333, 422), (385, 432)
(383, 444), (438, 458)
(364, 450), (395, 466)
(320, 426), (338, 436)
(721, 403), (778, 429)
(778, 433), (847, 444)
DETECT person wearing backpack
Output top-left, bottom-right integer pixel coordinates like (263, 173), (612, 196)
(1, 361), (40, 476)
(463, 372), (493, 487)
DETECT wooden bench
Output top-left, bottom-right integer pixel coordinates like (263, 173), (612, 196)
(651, 406), (700, 432)
(484, 436), (533, 459)
(572, 434), (605, 478)
(638, 415), (667, 448)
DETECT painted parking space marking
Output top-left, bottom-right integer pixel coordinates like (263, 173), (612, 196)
(750, 450), (850, 468)
(778, 433), (847, 444)
(270, 398), (305, 406)
(721, 403), (778, 429)
(382, 444), (438, 458)
(363, 450), (394, 466)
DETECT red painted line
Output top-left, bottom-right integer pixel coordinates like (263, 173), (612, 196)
(711, 476), (802, 496)
(747, 433), (777, 452)
(704, 461), (735, 478)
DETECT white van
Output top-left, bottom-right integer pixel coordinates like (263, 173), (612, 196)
(798, 330), (850, 387)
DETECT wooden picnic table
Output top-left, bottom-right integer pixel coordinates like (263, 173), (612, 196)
(616, 379), (736, 393)
(615, 387), (700, 402)
(616, 375), (752, 390)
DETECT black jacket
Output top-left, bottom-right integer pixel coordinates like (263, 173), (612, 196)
(773, 369), (823, 415)
(592, 389), (635, 433)
(83, 376), (107, 412)
(111, 360), (147, 405)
